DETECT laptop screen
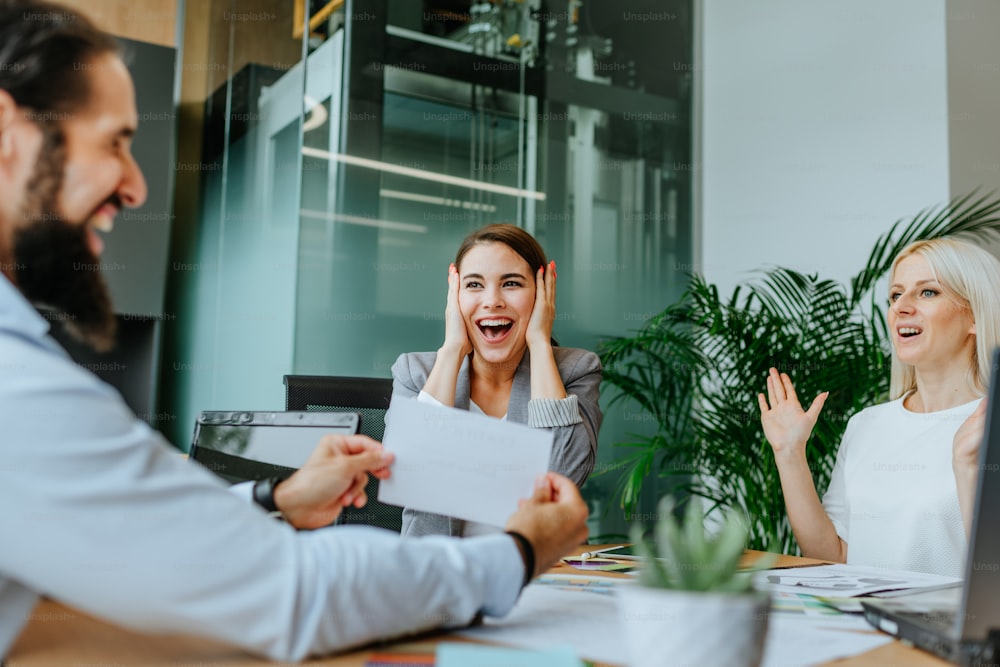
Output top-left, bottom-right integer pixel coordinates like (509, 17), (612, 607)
(190, 411), (360, 484)
(960, 347), (1000, 640)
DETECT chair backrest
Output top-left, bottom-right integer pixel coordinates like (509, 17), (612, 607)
(283, 374), (402, 533)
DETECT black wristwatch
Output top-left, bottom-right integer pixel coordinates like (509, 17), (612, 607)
(505, 530), (536, 588)
(252, 476), (282, 513)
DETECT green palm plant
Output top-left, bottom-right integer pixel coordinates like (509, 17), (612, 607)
(600, 192), (1000, 552)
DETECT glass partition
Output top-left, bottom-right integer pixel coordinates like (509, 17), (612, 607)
(167, 0), (693, 535)
(168, 0), (307, 449)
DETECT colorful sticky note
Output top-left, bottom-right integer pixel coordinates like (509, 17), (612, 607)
(365, 651), (436, 666)
(436, 642), (584, 667)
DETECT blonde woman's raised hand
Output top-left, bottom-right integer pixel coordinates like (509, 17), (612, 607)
(757, 367), (829, 460)
(953, 398), (988, 537)
(442, 263), (472, 358)
(953, 398), (987, 472)
(526, 260), (557, 350)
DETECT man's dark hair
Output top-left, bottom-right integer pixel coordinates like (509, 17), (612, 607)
(0, 0), (119, 115)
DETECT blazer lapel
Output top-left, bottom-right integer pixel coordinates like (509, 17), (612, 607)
(454, 354), (472, 411)
(507, 351), (531, 425)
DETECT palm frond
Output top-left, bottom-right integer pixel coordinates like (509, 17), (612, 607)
(599, 192), (1000, 552)
(850, 190), (1000, 306)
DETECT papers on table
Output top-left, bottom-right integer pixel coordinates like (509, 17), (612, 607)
(758, 563), (961, 597)
(456, 569), (911, 666)
(378, 398), (553, 527)
(458, 575), (629, 664)
(762, 614), (893, 667)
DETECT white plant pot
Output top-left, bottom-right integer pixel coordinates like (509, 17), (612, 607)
(616, 586), (770, 667)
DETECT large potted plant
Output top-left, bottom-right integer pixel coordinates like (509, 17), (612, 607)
(617, 497), (775, 667)
(600, 192), (1000, 552)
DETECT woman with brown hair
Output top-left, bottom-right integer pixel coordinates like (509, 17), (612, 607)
(388, 224), (603, 537)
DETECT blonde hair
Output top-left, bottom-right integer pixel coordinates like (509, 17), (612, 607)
(889, 237), (1000, 399)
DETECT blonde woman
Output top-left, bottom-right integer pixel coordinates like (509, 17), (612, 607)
(758, 237), (1000, 576)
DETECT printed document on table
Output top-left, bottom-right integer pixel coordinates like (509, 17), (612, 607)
(378, 398), (553, 527)
(459, 575), (630, 664)
(759, 563), (961, 597)
(762, 614), (893, 667)
(458, 575), (893, 667)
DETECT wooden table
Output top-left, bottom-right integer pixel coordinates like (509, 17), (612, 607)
(7, 549), (949, 666)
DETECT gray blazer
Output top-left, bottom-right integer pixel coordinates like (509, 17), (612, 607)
(388, 347), (603, 537)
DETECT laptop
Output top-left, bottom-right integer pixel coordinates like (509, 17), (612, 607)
(862, 349), (1000, 666)
(189, 410), (360, 484)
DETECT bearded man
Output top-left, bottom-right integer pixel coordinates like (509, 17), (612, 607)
(0, 2), (588, 661)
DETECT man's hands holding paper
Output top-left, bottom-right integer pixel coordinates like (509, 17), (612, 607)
(506, 473), (589, 579)
(274, 434), (394, 530)
(273, 414), (586, 586)
(275, 429), (588, 582)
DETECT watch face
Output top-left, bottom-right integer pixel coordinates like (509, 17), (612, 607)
(253, 477), (280, 513)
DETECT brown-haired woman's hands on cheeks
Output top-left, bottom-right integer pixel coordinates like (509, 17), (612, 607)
(525, 260), (557, 352)
(442, 263), (473, 358)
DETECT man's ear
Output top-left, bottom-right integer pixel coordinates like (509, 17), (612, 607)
(0, 89), (21, 161)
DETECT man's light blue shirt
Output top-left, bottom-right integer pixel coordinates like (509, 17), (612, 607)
(0, 275), (524, 660)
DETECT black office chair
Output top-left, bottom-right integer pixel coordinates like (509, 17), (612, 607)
(283, 374), (402, 533)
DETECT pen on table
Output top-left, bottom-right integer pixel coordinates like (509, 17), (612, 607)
(577, 549), (607, 561)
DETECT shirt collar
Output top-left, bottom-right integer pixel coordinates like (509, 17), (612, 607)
(0, 273), (53, 342)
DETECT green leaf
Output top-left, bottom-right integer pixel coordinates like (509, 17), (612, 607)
(599, 191), (1000, 554)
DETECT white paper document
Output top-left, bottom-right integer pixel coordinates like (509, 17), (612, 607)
(459, 575), (893, 667)
(378, 398), (554, 526)
(759, 563), (961, 597)
(458, 576), (629, 664)
(762, 615), (893, 667)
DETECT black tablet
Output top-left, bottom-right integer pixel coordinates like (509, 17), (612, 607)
(189, 410), (361, 483)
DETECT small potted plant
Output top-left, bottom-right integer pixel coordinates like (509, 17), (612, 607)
(616, 497), (774, 667)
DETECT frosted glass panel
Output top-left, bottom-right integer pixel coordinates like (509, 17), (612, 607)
(294, 85), (530, 376)
(165, 0), (306, 447)
(166, 0), (694, 537)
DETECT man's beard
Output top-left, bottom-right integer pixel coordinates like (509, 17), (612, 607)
(12, 124), (117, 353)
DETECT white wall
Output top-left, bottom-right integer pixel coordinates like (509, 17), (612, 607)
(699, 0), (951, 297)
(947, 0), (1000, 204)
(947, 0), (1000, 260)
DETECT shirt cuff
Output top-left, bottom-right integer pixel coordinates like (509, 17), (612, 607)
(459, 534), (525, 617)
(417, 390), (445, 407)
(527, 395), (583, 428)
(228, 480), (254, 504)
(829, 517), (848, 544)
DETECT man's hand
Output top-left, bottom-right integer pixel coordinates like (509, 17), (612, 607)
(273, 434), (394, 530)
(505, 472), (588, 579)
